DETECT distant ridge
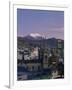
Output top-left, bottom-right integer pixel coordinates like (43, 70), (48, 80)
(17, 35), (64, 49)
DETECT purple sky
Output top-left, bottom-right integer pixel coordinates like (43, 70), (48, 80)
(17, 9), (64, 39)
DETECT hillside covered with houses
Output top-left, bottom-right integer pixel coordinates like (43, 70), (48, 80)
(17, 36), (64, 80)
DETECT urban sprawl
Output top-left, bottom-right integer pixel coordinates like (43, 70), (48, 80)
(17, 38), (64, 80)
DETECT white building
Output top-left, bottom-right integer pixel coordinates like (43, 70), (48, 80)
(17, 52), (23, 60)
(17, 49), (23, 60)
(30, 47), (39, 60)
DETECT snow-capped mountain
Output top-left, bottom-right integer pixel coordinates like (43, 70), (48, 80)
(30, 33), (42, 38)
(24, 33), (44, 40)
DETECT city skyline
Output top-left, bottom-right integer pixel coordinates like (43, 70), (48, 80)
(17, 9), (64, 40)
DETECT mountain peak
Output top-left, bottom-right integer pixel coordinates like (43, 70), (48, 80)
(30, 33), (42, 38)
(24, 33), (44, 40)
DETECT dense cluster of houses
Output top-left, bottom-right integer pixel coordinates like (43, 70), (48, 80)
(17, 39), (64, 80)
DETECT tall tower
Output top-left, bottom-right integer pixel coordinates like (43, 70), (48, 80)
(57, 39), (64, 58)
(43, 49), (49, 69)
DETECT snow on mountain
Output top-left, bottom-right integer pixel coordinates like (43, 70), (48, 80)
(29, 33), (42, 38)
(24, 33), (45, 40)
